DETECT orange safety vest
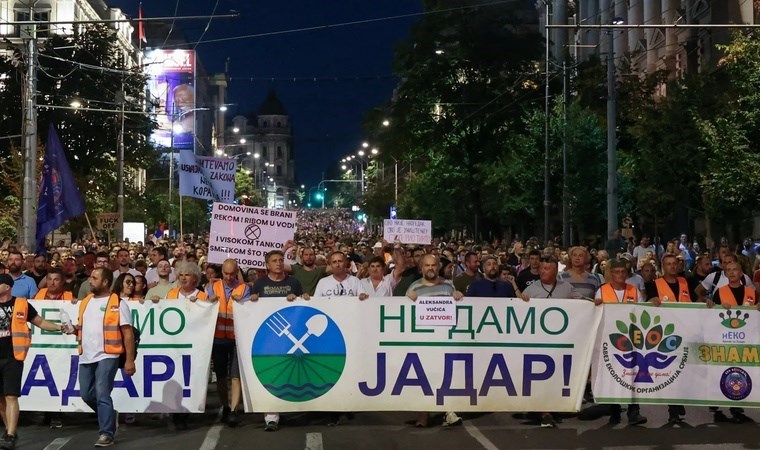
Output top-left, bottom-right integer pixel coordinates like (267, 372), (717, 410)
(717, 285), (756, 306)
(33, 289), (74, 301)
(212, 280), (246, 339)
(600, 283), (639, 303)
(654, 278), (691, 303)
(76, 294), (124, 355)
(9, 298), (31, 361)
(166, 288), (209, 301)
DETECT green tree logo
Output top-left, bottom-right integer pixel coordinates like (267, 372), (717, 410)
(608, 310), (682, 383)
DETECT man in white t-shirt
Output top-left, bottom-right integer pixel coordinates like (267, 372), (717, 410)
(696, 253), (755, 301)
(314, 251), (369, 299)
(75, 267), (135, 447)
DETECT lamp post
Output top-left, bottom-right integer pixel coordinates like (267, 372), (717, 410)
(607, 17), (624, 237)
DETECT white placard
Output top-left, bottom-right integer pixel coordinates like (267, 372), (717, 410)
(208, 202), (297, 269)
(178, 151), (236, 203)
(415, 297), (456, 326)
(383, 219), (432, 245)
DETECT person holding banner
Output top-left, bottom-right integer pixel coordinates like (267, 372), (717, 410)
(646, 254), (694, 425)
(207, 259), (249, 428)
(466, 255), (517, 298)
(74, 267), (136, 448)
(33, 268), (74, 301)
(406, 254), (464, 428)
(709, 261), (756, 308)
(0, 273), (68, 449)
(314, 252), (368, 299)
(594, 259), (647, 426)
(250, 250), (309, 431)
(360, 244), (406, 297)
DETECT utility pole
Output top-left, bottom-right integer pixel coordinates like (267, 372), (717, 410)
(21, 9), (38, 251)
(562, 61), (569, 247)
(606, 28), (617, 238)
(543, 0), (551, 246)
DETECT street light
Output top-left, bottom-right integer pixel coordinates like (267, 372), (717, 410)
(607, 17), (625, 237)
(382, 119), (390, 127)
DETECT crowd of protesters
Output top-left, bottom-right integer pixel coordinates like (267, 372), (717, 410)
(0, 210), (756, 446)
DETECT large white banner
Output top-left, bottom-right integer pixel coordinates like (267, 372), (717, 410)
(208, 203), (296, 269)
(592, 303), (760, 408)
(21, 299), (217, 413)
(235, 297), (601, 412)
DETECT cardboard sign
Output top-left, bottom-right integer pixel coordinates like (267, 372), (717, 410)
(383, 219), (432, 245)
(97, 213), (119, 231)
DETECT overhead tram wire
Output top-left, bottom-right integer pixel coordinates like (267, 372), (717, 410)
(194, 0), (220, 51)
(164, 0), (520, 48)
(161, 0), (182, 49)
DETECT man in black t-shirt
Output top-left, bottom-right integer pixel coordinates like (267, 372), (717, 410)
(250, 250), (309, 432)
(23, 254), (47, 288)
(516, 250), (541, 292)
(0, 273), (65, 450)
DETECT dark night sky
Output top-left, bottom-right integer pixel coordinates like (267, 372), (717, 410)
(108, 0), (423, 187)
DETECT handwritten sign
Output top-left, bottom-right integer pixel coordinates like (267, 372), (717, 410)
(383, 219), (432, 245)
(208, 203), (297, 269)
(96, 213), (119, 230)
(415, 297), (456, 326)
(178, 151), (236, 203)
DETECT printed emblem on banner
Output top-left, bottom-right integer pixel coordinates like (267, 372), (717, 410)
(252, 306), (346, 402)
(244, 224), (261, 240)
(719, 310), (749, 330)
(603, 310), (687, 388)
(720, 367), (752, 401)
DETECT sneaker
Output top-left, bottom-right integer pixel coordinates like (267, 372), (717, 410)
(540, 414), (556, 428)
(667, 413), (684, 425)
(220, 407), (231, 424)
(94, 434), (114, 447)
(50, 418), (63, 429)
(264, 421), (279, 432)
(0, 434), (16, 450)
(442, 411), (463, 427)
(608, 413), (621, 425)
(628, 413), (648, 426)
(227, 411), (239, 428)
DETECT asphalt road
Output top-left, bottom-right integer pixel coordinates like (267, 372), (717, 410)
(21, 399), (760, 449)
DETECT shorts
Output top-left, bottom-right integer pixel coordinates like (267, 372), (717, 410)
(211, 340), (239, 379)
(0, 358), (23, 397)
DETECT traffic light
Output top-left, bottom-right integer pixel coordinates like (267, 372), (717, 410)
(315, 193), (323, 200)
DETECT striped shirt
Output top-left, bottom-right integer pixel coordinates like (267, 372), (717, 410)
(557, 271), (603, 299)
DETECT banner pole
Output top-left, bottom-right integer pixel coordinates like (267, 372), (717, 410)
(179, 194), (184, 239)
(83, 212), (98, 245)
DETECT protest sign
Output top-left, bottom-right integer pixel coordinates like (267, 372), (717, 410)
(96, 213), (119, 231)
(383, 219), (432, 245)
(415, 297), (456, 326)
(20, 299), (217, 413)
(207, 202), (297, 268)
(592, 303), (760, 408)
(178, 151), (236, 203)
(235, 297), (601, 412)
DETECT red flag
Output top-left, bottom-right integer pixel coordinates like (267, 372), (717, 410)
(138, 3), (146, 43)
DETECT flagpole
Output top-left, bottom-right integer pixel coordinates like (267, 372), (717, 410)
(83, 212), (98, 245)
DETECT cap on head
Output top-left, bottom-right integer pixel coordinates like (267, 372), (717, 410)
(0, 274), (14, 288)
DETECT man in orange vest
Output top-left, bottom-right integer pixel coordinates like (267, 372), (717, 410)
(594, 259), (647, 426)
(74, 267), (136, 447)
(706, 260), (755, 423)
(207, 259), (249, 427)
(0, 273), (66, 450)
(645, 254), (694, 425)
(33, 268), (74, 301)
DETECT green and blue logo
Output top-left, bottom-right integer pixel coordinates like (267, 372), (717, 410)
(252, 306), (346, 402)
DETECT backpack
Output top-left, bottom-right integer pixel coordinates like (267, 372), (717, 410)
(118, 325), (141, 369)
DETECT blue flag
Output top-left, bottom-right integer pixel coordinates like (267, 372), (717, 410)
(36, 124), (86, 249)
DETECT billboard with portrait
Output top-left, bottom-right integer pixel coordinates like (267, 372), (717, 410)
(145, 49), (196, 150)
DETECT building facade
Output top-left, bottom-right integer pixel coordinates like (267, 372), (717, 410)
(227, 90), (295, 209)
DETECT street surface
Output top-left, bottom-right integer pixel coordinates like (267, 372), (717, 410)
(19, 392), (760, 450)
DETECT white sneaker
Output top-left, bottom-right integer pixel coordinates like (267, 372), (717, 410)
(443, 411), (463, 426)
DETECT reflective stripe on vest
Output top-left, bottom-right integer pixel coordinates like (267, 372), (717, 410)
(76, 294), (124, 355)
(600, 283), (638, 303)
(11, 298), (31, 361)
(654, 278), (691, 303)
(717, 285), (756, 306)
(212, 280), (246, 339)
(33, 289), (74, 300)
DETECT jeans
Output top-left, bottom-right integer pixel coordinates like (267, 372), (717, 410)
(79, 358), (120, 438)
